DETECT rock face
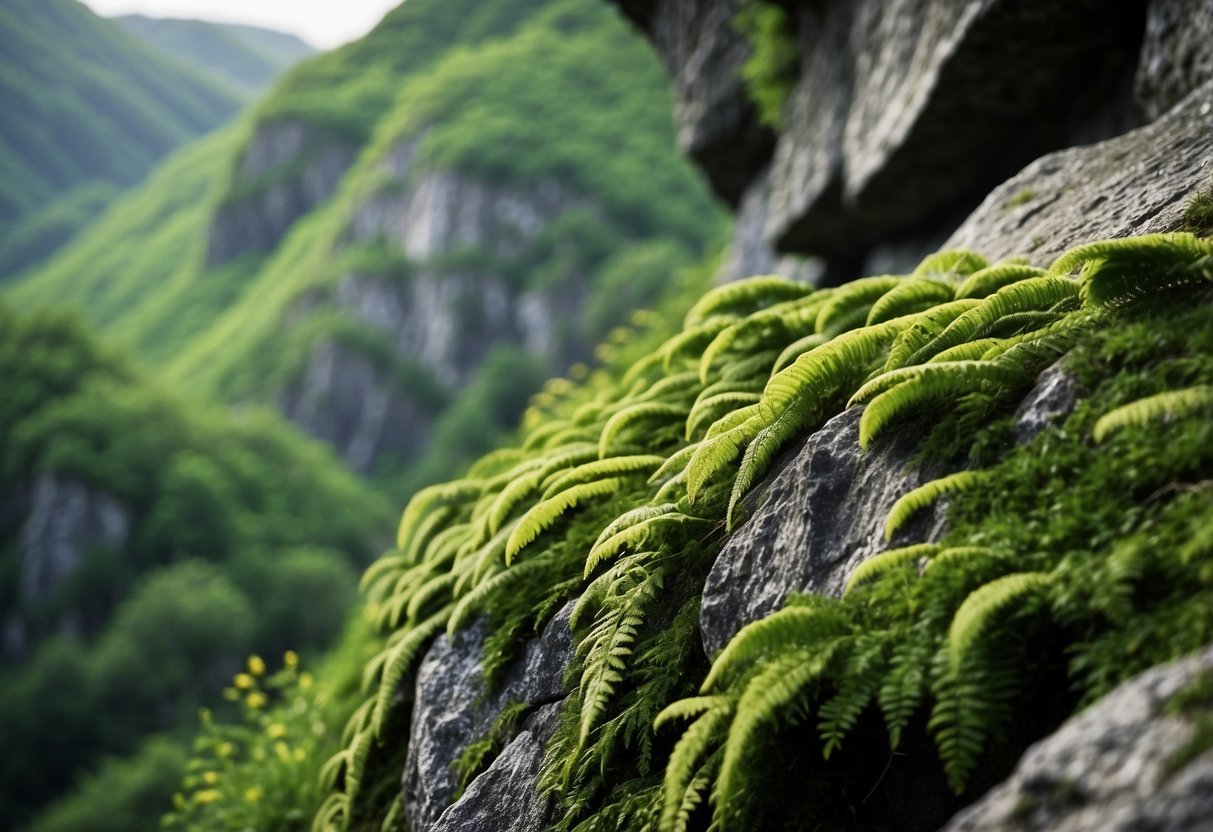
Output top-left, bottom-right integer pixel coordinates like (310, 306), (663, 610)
(205, 121), (356, 266)
(945, 79), (1213, 265)
(1136, 0), (1213, 120)
(402, 603), (574, 832)
(941, 644), (1213, 832)
(700, 407), (956, 657)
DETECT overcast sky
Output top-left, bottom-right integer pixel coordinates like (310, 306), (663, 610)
(81, 0), (402, 49)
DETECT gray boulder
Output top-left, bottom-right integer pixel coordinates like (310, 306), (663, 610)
(944, 79), (1213, 265)
(402, 603), (574, 832)
(942, 644), (1213, 832)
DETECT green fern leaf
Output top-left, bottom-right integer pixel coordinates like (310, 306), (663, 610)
(772, 332), (827, 374)
(815, 276), (903, 338)
(1092, 386), (1213, 442)
(910, 249), (987, 279)
(884, 470), (988, 540)
(396, 480), (483, 552)
(844, 544), (941, 595)
(658, 706), (731, 832)
(599, 402), (687, 458)
(505, 478), (626, 564)
(448, 556), (557, 635)
(702, 603), (851, 691)
(954, 263), (1045, 299)
(685, 392), (761, 441)
(541, 455), (665, 499)
(683, 275), (812, 327)
(948, 572), (1051, 671)
(373, 608), (450, 736)
(866, 279), (954, 326)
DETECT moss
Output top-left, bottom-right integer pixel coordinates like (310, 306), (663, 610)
(733, 1), (798, 128)
(1165, 669), (1213, 776)
(453, 700), (530, 796)
(1181, 184), (1213, 237)
(1002, 188), (1037, 210)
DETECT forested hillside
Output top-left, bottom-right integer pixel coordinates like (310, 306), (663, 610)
(0, 0), (246, 276)
(114, 15), (315, 97)
(9, 0), (726, 494)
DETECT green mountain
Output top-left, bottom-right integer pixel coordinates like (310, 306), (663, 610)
(114, 15), (315, 97)
(0, 0), (246, 277)
(9, 0), (726, 494)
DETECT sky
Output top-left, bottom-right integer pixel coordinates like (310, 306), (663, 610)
(80, 0), (402, 49)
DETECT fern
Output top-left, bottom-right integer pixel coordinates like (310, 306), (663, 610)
(599, 403), (687, 458)
(910, 249), (987, 279)
(542, 455), (666, 498)
(884, 470), (989, 540)
(947, 572), (1051, 671)
(866, 279), (954, 325)
(772, 332), (827, 374)
(371, 608), (451, 735)
(506, 478), (627, 564)
(683, 275), (812, 327)
(843, 543), (941, 595)
(954, 263), (1045, 299)
(685, 392), (761, 442)
(815, 276), (903, 338)
(701, 603), (851, 691)
(584, 511), (705, 578)
(1092, 386), (1213, 442)
(817, 633), (889, 757)
(657, 706), (730, 832)
(396, 480), (483, 552)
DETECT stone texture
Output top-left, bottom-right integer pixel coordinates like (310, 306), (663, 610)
(429, 702), (563, 832)
(700, 407), (956, 657)
(205, 120), (356, 266)
(713, 167), (820, 283)
(610, 0), (773, 204)
(945, 79), (1213, 265)
(1013, 363), (1080, 444)
(941, 644), (1213, 832)
(1136, 0), (1213, 120)
(402, 603), (574, 832)
(19, 476), (130, 608)
(766, 0), (1144, 259)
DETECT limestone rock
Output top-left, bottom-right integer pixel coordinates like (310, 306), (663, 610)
(429, 702), (563, 832)
(402, 603), (574, 832)
(1136, 0), (1213, 120)
(610, 0), (773, 204)
(1014, 363), (1080, 445)
(714, 167), (820, 283)
(699, 407), (956, 657)
(944, 79), (1213, 265)
(941, 644), (1213, 832)
(205, 121), (356, 266)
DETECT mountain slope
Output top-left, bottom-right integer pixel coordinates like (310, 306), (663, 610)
(8, 0), (727, 492)
(0, 0), (245, 276)
(114, 15), (315, 97)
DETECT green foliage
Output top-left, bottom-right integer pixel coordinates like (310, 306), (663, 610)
(0, 0), (240, 230)
(314, 233), (1213, 832)
(1092, 385), (1213, 443)
(732, 1), (798, 127)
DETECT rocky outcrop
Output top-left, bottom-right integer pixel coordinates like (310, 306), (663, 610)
(1136, 0), (1213, 120)
(402, 603), (574, 832)
(205, 121), (356, 266)
(945, 79), (1213, 265)
(941, 644), (1213, 832)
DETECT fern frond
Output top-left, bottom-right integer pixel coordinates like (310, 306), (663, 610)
(599, 403), (687, 458)
(685, 414), (764, 503)
(772, 333), (827, 374)
(396, 480), (483, 551)
(660, 319), (734, 372)
(402, 505), (458, 565)
(683, 275), (812, 327)
(584, 512), (705, 577)
(817, 633), (889, 757)
(815, 276), (903, 338)
(954, 264), (1044, 299)
(948, 572), (1051, 671)
(1046, 232), (1209, 277)
(487, 445), (599, 535)
(924, 545), (1005, 572)
(1092, 386), (1213, 442)
(654, 695), (730, 730)
(406, 572), (456, 623)
(844, 543), (941, 595)
(855, 362), (1030, 448)
(910, 250), (987, 279)
(866, 279), (954, 326)
(372, 608), (450, 736)
(884, 470), (988, 540)
(358, 552), (410, 596)
(686, 392), (761, 441)
(505, 478), (626, 564)
(726, 398), (814, 528)
(541, 455), (665, 499)
(698, 298), (823, 382)
(881, 299), (981, 372)
(904, 277), (1079, 366)
(702, 604), (851, 691)
(659, 706), (731, 832)
(448, 556), (556, 635)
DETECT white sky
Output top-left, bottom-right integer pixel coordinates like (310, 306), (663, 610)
(80, 0), (403, 49)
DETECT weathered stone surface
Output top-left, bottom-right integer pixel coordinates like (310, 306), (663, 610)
(275, 340), (434, 475)
(945, 79), (1213, 264)
(767, 0), (1144, 259)
(19, 476), (130, 608)
(429, 702), (563, 832)
(1136, 0), (1213, 120)
(609, 0), (773, 204)
(402, 603), (574, 832)
(942, 644), (1213, 832)
(700, 407), (955, 657)
(205, 120), (356, 266)
(714, 167), (820, 283)
(1013, 363), (1080, 444)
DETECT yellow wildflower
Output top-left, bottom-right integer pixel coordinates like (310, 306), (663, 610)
(217, 741), (234, 759)
(266, 723), (287, 739)
(299, 672), (314, 690)
(247, 655), (266, 676)
(194, 789), (221, 805)
(247, 691), (267, 710)
(274, 741), (291, 763)
(293, 747), (306, 762)
(202, 771), (218, 785)
(284, 649), (299, 669)
(244, 786), (263, 803)
(234, 673), (254, 690)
